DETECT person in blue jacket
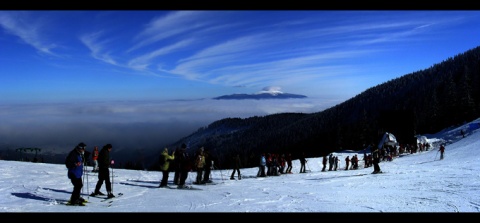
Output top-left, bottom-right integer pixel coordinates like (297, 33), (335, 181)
(65, 142), (87, 205)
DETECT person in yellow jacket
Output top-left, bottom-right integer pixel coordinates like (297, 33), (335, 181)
(194, 147), (206, 184)
(159, 147), (175, 188)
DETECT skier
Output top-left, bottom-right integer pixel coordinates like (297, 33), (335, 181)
(299, 152), (307, 173)
(285, 153), (293, 174)
(344, 156), (350, 170)
(372, 146), (382, 174)
(173, 146), (182, 185)
(257, 153), (267, 177)
(91, 146), (99, 172)
(65, 142), (87, 205)
(328, 154), (334, 171)
(92, 144), (115, 198)
(439, 144), (445, 160)
(177, 143), (191, 189)
(159, 147), (174, 188)
(230, 153), (242, 180)
(194, 147), (206, 184)
(202, 147), (215, 183)
(279, 154), (286, 174)
(322, 155), (327, 171)
(352, 155), (358, 169)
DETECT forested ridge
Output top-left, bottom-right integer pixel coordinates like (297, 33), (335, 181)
(165, 45), (480, 169)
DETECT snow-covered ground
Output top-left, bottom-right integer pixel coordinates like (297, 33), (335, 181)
(1, 118), (480, 214)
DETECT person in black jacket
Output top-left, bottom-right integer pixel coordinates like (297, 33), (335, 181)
(65, 142), (87, 205)
(173, 146), (182, 185)
(372, 145), (382, 174)
(92, 144), (115, 198)
(202, 148), (215, 183)
(230, 154), (242, 180)
(285, 153), (293, 174)
(177, 143), (192, 189)
(299, 152), (307, 173)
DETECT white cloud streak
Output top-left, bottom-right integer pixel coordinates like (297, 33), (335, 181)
(79, 31), (119, 66)
(0, 11), (57, 56)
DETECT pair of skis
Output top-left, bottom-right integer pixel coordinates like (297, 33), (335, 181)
(162, 185), (202, 190)
(63, 193), (123, 206)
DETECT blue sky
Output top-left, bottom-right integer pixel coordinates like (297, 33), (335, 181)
(1, 10), (480, 152)
(2, 11), (480, 103)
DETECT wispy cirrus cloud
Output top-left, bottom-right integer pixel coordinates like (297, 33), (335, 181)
(127, 38), (194, 71)
(79, 30), (119, 66)
(0, 11), (57, 56)
(68, 11), (478, 96)
(128, 11), (213, 53)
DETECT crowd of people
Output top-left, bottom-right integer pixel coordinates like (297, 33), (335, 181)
(65, 140), (445, 205)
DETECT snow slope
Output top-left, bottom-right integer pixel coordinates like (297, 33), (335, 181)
(1, 118), (480, 214)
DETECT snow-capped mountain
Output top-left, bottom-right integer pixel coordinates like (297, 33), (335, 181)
(213, 92), (307, 100)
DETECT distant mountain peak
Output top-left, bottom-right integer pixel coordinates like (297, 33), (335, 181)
(213, 92), (307, 100)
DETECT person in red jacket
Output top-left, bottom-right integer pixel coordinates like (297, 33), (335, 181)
(91, 146), (99, 172)
(345, 156), (350, 170)
(439, 144), (445, 160)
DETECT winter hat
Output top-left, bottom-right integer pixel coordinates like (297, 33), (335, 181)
(77, 142), (86, 149)
(181, 143), (187, 149)
(105, 144), (113, 149)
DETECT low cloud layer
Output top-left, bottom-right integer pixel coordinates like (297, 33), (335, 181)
(0, 98), (339, 155)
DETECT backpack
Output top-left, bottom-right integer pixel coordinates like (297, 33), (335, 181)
(65, 152), (75, 169)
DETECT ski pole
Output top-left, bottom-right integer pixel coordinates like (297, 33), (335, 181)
(213, 164), (224, 181)
(110, 159), (114, 194)
(85, 160), (89, 196)
(212, 150), (224, 181)
(219, 165), (225, 181)
(208, 165), (214, 182)
(81, 165), (84, 196)
(81, 154), (86, 196)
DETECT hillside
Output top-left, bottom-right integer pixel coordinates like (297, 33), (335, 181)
(162, 45), (480, 170)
